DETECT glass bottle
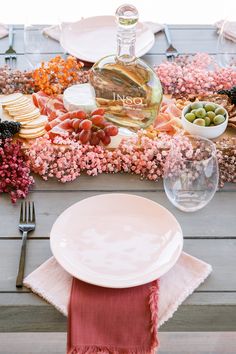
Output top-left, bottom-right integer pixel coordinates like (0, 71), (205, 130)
(90, 4), (163, 130)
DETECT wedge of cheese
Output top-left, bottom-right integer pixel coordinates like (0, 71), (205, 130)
(63, 84), (97, 113)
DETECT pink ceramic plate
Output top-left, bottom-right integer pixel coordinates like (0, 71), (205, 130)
(60, 16), (155, 63)
(50, 194), (183, 288)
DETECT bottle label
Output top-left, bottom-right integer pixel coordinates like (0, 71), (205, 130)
(112, 93), (146, 109)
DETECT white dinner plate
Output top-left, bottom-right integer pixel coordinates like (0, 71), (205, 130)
(50, 194), (183, 288)
(60, 16), (155, 63)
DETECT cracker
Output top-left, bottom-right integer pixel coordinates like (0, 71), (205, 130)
(14, 109), (40, 119)
(6, 101), (32, 111)
(19, 129), (46, 139)
(23, 115), (48, 129)
(5, 96), (30, 107)
(0, 93), (23, 105)
(9, 106), (37, 116)
(14, 114), (40, 123)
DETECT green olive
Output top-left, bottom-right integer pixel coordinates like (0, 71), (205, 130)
(204, 116), (211, 126)
(195, 108), (206, 118)
(206, 111), (216, 122)
(193, 118), (206, 126)
(191, 109), (197, 116)
(215, 107), (226, 116)
(191, 102), (203, 110)
(204, 103), (216, 112)
(213, 115), (226, 125)
(185, 112), (196, 122)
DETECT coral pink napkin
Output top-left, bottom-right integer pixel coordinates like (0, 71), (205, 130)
(0, 24), (8, 39)
(68, 278), (159, 354)
(215, 20), (236, 42)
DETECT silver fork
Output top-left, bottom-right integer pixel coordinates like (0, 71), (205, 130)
(4, 25), (17, 68)
(164, 24), (178, 61)
(16, 201), (36, 288)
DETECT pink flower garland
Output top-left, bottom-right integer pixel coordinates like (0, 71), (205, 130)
(0, 139), (34, 203)
(25, 133), (193, 183)
(155, 53), (236, 96)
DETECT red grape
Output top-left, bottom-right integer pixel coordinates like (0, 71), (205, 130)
(91, 108), (105, 116)
(97, 129), (105, 139)
(79, 130), (91, 144)
(90, 132), (100, 146)
(79, 119), (92, 131)
(74, 133), (80, 141)
(91, 115), (106, 127)
(76, 111), (87, 119)
(103, 121), (111, 126)
(101, 134), (111, 146)
(104, 125), (118, 137)
(72, 119), (82, 131)
(68, 109), (118, 146)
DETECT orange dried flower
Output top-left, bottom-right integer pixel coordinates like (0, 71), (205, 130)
(32, 55), (84, 95)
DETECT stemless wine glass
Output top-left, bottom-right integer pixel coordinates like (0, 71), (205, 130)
(217, 18), (236, 69)
(163, 136), (219, 212)
(24, 24), (59, 69)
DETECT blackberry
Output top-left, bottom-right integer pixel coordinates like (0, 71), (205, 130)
(218, 86), (236, 105)
(0, 119), (21, 139)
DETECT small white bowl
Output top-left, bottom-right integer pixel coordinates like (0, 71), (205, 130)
(182, 101), (228, 139)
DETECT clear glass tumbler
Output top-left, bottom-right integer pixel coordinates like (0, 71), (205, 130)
(163, 135), (219, 212)
(216, 18), (236, 69)
(24, 24), (58, 69)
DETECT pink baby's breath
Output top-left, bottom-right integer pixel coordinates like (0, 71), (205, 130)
(155, 53), (236, 96)
(25, 132), (193, 183)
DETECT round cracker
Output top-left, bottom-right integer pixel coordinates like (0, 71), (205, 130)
(23, 116), (48, 129)
(20, 126), (45, 134)
(14, 114), (40, 123)
(6, 101), (33, 111)
(8, 103), (35, 111)
(9, 106), (37, 116)
(16, 108), (40, 118)
(0, 93), (23, 105)
(19, 129), (46, 139)
(4, 96), (29, 107)
(14, 110), (40, 121)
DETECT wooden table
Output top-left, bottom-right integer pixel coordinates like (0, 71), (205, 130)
(0, 25), (236, 333)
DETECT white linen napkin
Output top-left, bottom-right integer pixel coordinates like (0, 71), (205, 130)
(43, 21), (164, 42)
(215, 20), (236, 43)
(24, 252), (212, 327)
(0, 24), (8, 39)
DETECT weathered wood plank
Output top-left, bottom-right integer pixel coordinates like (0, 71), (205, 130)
(0, 239), (236, 292)
(0, 332), (236, 354)
(0, 292), (235, 332)
(32, 174), (236, 192)
(1, 190), (235, 238)
(150, 28), (219, 54)
(32, 173), (164, 191)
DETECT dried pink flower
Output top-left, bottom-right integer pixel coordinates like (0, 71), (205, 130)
(0, 138), (34, 203)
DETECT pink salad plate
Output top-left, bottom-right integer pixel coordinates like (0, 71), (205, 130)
(60, 16), (155, 63)
(50, 194), (183, 288)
